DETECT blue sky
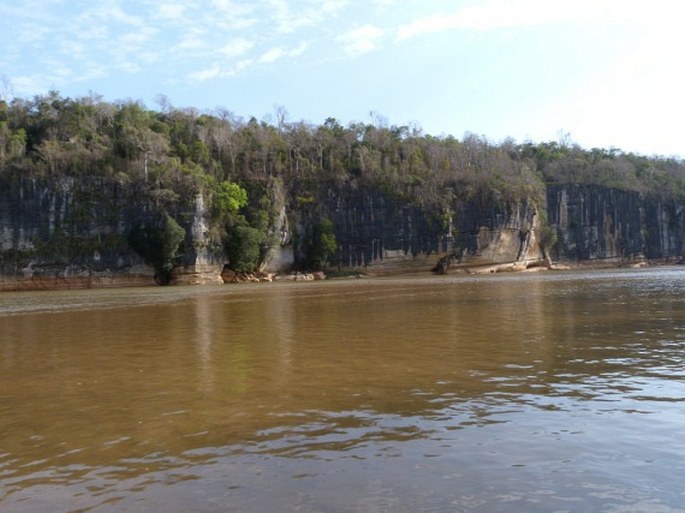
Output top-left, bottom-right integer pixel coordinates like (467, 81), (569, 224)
(1, 0), (684, 157)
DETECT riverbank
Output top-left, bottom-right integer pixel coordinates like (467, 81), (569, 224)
(1, 256), (681, 292)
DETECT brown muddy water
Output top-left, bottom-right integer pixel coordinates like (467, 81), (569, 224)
(1, 268), (685, 513)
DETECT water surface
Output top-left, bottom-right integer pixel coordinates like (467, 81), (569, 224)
(1, 268), (685, 512)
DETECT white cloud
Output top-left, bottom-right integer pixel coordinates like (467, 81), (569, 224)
(395, 0), (638, 40)
(117, 61), (142, 74)
(158, 3), (186, 20)
(45, 59), (73, 80)
(118, 26), (158, 49)
(78, 3), (145, 28)
(77, 24), (108, 41)
(12, 75), (48, 96)
(209, 0), (257, 30)
(267, 0), (348, 34)
(219, 38), (254, 57)
(288, 42), (309, 57)
(187, 41), (307, 83)
(337, 25), (384, 57)
(139, 51), (160, 64)
(260, 47), (286, 64)
(259, 43), (309, 64)
(176, 35), (206, 50)
(319, 0), (349, 13)
(14, 21), (53, 46)
(234, 58), (254, 73)
(265, 0), (289, 28)
(188, 65), (222, 82)
(73, 65), (108, 83)
(58, 40), (87, 60)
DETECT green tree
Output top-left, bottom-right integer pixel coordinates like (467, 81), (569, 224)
(538, 225), (559, 261)
(301, 217), (338, 269)
(225, 223), (263, 272)
(212, 180), (248, 219)
(128, 213), (186, 285)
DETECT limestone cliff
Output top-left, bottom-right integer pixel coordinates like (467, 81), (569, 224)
(2, 178), (684, 290)
(282, 184), (543, 275)
(546, 185), (684, 263)
(0, 176), (150, 290)
(0, 175), (220, 290)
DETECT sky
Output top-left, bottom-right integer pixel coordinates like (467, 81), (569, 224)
(1, 0), (684, 157)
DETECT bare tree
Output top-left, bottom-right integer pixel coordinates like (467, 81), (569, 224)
(0, 74), (13, 102)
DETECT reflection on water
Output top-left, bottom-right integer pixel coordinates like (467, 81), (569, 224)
(2, 268), (685, 512)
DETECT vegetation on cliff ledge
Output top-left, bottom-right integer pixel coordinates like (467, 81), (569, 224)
(1, 91), (684, 275)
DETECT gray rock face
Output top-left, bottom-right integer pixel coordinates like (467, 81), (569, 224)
(279, 184), (542, 276)
(2, 177), (684, 290)
(0, 177), (148, 288)
(546, 184), (684, 262)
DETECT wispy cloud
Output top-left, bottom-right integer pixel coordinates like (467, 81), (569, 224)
(219, 38), (254, 58)
(187, 40), (308, 83)
(13, 21), (53, 47)
(260, 43), (309, 63)
(158, 3), (187, 20)
(77, 24), (109, 41)
(187, 62), (245, 82)
(175, 33), (207, 51)
(267, 0), (348, 34)
(12, 75), (50, 96)
(337, 25), (384, 57)
(209, 0), (257, 30)
(234, 58), (254, 74)
(259, 47), (286, 64)
(58, 40), (88, 61)
(4, 0), (344, 92)
(396, 0), (622, 40)
(78, 3), (145, 28)
(188, 65), (223, 82)
(118, 26), (159, 47)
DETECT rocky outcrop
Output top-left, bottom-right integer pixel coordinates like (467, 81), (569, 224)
(451, 199), (542, 267)
(170, 193), (224, 285)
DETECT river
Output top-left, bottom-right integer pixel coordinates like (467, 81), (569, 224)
(1, 268), (685, 512)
